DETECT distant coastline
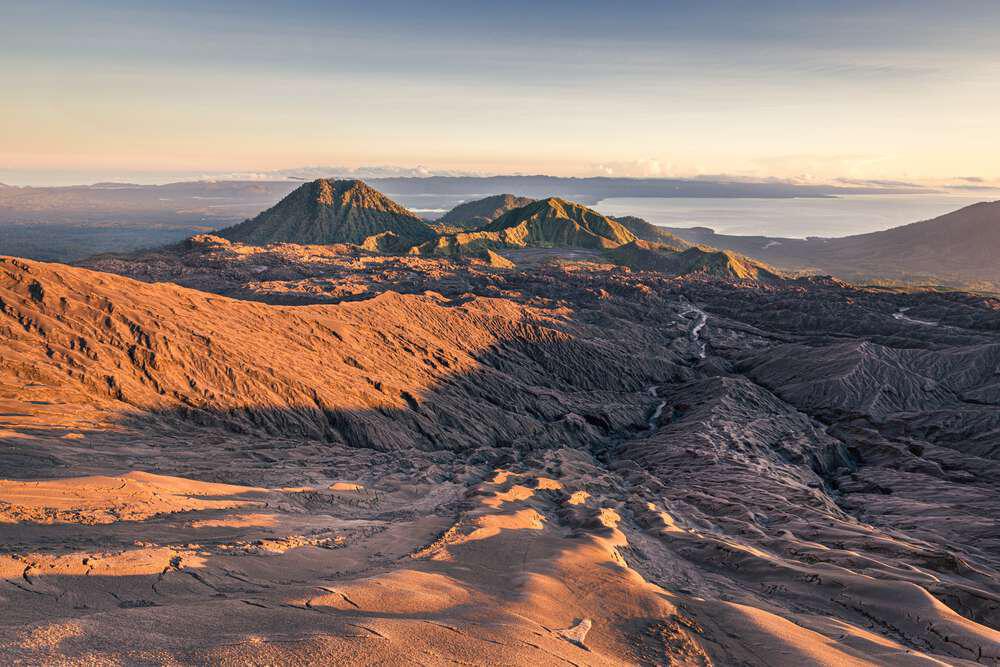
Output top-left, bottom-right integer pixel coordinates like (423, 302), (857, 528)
(593, 193), (986, 239)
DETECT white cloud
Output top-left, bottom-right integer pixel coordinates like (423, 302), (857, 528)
(587, 159), (668, 178)
(196, 164), (486, 182)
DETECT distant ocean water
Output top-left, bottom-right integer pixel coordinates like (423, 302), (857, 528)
(592, 194), (990, 239)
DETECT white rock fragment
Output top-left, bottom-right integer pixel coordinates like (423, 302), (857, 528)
(558, 618), (593, 650)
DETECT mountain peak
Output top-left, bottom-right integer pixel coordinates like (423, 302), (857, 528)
(483, 197), (637, 248)
(311, 178), (380, 207)
(314, 178), (342, 205)
(529, 197), (575, 215)
(217, 179), (436, 247)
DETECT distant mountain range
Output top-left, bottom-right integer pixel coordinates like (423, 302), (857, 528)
(661, 200), (1000, 289)
(6, 175), (914, 262)
(1, 174), (998, 290)
(365, 175), (930, 206)
(207, 179), (784, 283)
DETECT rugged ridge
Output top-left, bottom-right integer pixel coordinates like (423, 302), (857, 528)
(415, 197), (639, 258)
(0, 256), (667, 450)
(483, 198), (637, 248)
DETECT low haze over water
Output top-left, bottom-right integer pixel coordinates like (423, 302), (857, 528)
(593, 194), (989, 239)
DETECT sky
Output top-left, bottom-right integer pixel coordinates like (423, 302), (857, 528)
(2, 0), (999, 186)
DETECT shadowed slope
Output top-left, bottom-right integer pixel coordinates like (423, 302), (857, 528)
(666, 200), (1000, 289)
(814, 200), (1000, 282)
(611, 215), (691, 250)
(435, 194), (535, 229)
(0, 256), (676, 452)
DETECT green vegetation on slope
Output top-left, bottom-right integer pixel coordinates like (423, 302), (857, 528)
(219, 179), (437, 247)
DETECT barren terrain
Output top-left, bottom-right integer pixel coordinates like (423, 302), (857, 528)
(2, 241), (1000, 664)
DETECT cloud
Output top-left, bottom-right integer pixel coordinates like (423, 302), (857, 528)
(588, 159), (667, 177)
(836, 177), (923, 188)
(940, 176), (1000, 191)
(944, 184), (1000, 191)
(197, 165), (485, 182)
(684, 173), (799, 184)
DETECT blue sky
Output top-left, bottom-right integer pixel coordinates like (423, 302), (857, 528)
(2, 1), (999, 185)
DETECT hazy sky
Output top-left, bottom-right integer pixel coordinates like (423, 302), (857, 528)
(2, 1), (999, 185)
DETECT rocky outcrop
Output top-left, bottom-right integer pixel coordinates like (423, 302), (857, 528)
(607, 239), (783, 281)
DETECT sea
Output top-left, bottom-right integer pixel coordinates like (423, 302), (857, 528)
(592, 194), (991, 239)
